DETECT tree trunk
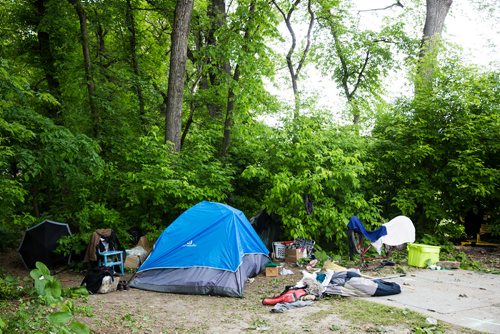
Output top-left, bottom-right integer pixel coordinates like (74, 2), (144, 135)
(96, 19), (106, 60)
(35, 0), (61, 120)
(70, 0), (100, 138)
(219, 0), (256, 157)
(164, 0), (194, 151)
(31, 185), (40, 218)
(417, 0), (453, 88)
(180, 46), (202, 146)
(219, 65), (239, 157)
(204, 0), (230, 118)
(181, 97), (195, 147)
(207, 0), (228, 85)
(272, 0), (314, 119)
(422, 0), (453, 43)
(126, 0), (145, 121)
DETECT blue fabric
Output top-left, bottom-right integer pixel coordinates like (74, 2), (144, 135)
(373, 279), (401, 296)
(138, 201), (269, 273)
(347, 216), (387, 242)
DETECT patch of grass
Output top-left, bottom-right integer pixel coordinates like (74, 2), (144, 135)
(166, 324), (210, 334)
(413, 325), (444, 334)
(306, 309), (333, 321)
(322, 298), (451, 333)
(329, 324), (341, 331)
(247, 317), (270, 331)
(441, 248), (500, 274)
(74, 304), (94, 317)
(300, 323), (313, 332)
(0, 274), (32, 300)
(121, 313), (142, 333)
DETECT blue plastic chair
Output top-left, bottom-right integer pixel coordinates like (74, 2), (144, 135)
(98, 250), (124, 275)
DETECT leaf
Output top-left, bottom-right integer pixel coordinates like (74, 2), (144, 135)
(48, 311), (72, 325)
(45, 279), (63, 299)
(30, 268), (43, 281)
(35, 262), (51, 277)
(68, 321), (91, 334)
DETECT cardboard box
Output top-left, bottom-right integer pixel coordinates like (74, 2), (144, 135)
(124, 236), (151, 269)
(124, 255), (145, 269)
(285, 248), (307, 263)
(265, 266), (279, 277)
(136, 236), (151, 254)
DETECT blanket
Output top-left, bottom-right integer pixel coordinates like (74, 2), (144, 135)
(324, 270), (401, 297)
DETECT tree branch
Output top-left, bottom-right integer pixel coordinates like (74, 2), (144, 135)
(349, 49), (370, 99)
(372, 38), (396, 44)
(272, 0), (300, 80)
(330, 18), (350, 99)
(226, 0), (234, 14)
(295, 0), (314, 78)
(358, 1), (404, 13)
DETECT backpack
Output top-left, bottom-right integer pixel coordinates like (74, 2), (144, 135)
(81, 266), (113, 294)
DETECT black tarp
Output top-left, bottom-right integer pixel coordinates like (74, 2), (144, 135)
(250, 211), (284, 251)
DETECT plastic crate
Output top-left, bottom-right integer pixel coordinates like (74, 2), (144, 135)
(407, 243), (440, 268)
(272, 242), (286, 259)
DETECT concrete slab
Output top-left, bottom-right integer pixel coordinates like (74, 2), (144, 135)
(362, 269), (500, 333)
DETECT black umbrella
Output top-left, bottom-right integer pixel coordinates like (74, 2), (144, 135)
(18, 220), (72, 269)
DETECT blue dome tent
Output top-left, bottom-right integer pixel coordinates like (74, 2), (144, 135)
(129, 201), (270, 297)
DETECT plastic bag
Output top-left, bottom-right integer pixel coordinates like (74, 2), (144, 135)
(127, 246), (147, 257)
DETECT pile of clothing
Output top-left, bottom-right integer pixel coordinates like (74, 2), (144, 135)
(324, 270), (401, 297)
(261, 266), (401, 312)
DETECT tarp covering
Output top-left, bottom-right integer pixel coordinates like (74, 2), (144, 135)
(250, 211), (284, 251)
(130, 201), (270, 297)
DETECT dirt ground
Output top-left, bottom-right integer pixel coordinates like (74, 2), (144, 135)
(1, 246), (499, 334)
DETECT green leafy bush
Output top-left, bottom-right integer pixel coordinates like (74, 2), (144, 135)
(0, 275), (30, 300)
(0, 262), (90, 334)
(0, 225), (21, 251)
(419, 220), (466, 246)
(241, 115), (382, 250)
(370, 61), (499, 236)
(119, 127), (233, 229)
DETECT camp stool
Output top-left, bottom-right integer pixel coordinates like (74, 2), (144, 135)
(98, 250), (124, 275)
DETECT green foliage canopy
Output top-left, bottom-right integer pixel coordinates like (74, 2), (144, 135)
(370, 61), (499, 235)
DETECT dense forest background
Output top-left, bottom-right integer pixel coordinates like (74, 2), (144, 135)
(0, 0), (498, 256)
